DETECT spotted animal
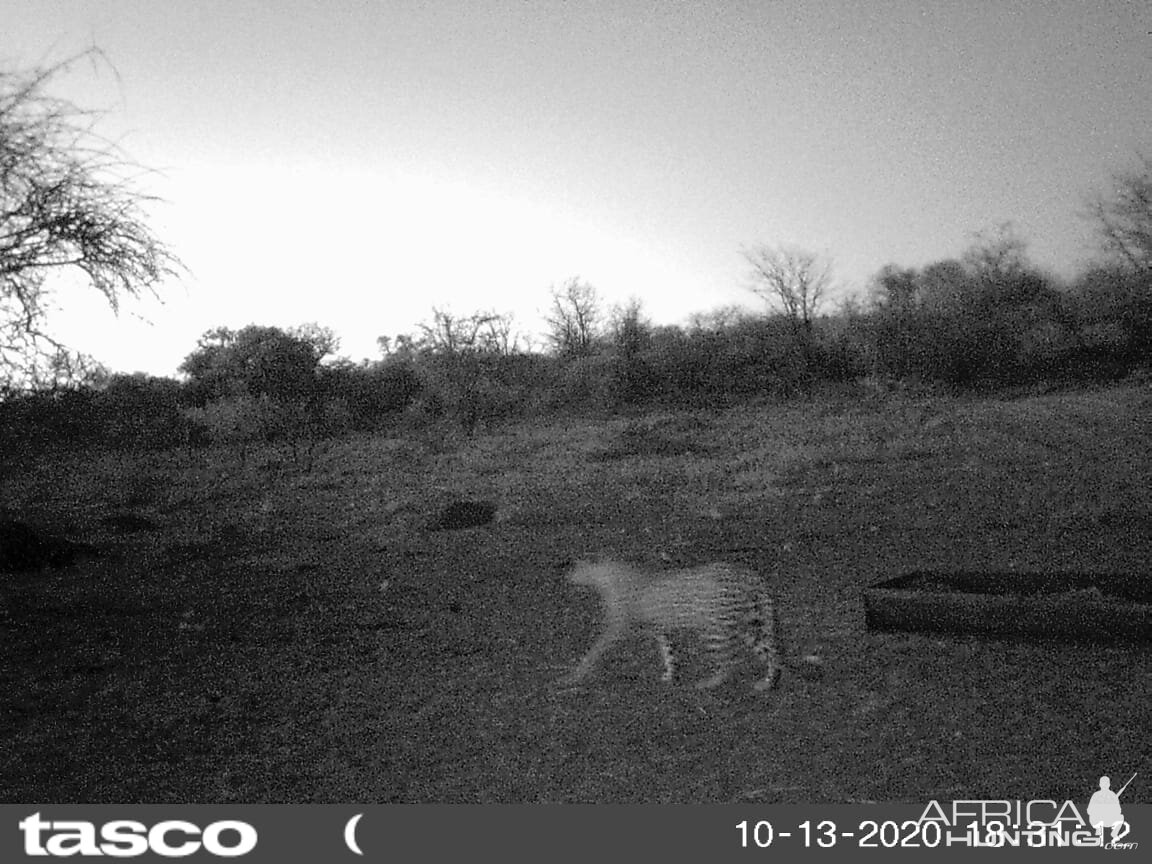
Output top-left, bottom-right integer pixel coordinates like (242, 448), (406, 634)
(561, 559), (782, 691)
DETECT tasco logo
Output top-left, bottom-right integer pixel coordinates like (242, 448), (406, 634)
(18, 813), (257, 857)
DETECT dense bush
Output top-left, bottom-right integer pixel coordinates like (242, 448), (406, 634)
(180, 326), (321, 406)
(4, 233), (1150, 454)
(96, 373), (189, 447)
(861, 235), (1151, 388)
(0, 387), (101, 452)
(628, 315), (820, 405)
(318, 360), (422, 432)
(1066, 265), (1152, 373)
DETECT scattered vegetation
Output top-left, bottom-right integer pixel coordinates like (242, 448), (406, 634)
(5, 197), (1150, 458)
(0, 50), (181, 387)
(2, 54), (1149, 457)
(1, 385), (1148, 802)
(0, 52), (1150, 804)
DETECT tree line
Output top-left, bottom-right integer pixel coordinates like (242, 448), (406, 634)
(1, 53), (1150, 458)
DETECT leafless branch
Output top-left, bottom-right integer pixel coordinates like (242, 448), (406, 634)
(1086, 154), (1152, 273)
(741, 244), (831, 331)
(544, 277), (600, 357)
(0, 49), (183, 387)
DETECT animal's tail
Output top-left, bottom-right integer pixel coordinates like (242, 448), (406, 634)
(752, 589), (783, 691)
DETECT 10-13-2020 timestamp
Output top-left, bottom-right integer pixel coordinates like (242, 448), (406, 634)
(737, 819), (950, 848)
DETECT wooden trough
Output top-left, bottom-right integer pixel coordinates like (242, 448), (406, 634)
(863, 571), (1151, 645)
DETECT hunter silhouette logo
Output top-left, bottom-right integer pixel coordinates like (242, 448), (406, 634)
(1087, 772), (1136, 846)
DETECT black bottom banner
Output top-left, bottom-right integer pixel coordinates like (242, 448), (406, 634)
(2, 803), (1146, 862)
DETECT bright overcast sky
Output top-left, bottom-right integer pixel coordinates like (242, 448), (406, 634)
(3, 0), (1150, 376)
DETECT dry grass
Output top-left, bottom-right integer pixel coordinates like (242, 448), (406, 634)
(1, 382), (1149, 802)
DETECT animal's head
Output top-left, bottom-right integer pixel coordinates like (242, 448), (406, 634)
(564, 559), (626, 588)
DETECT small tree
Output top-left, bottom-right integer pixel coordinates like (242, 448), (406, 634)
(961, 222), (1030, 282)
(544, 277), (601, 357)
(418, 308), (494, 355)
(608, 297), (651, 357)
(0, 51), (181, 387)
(475, 311), (523, 356)
(179, 325), (320, 404)
(415, 307), (521, 356)
(607, 298), (653, 404)
(870, 265), (921, 314)
(687, 304), (747, 333)
(408, 307), (531, 436)
(741, 244), (831, 334)
(289, 322), (340, 362)
(1087, 154), (1152, 273)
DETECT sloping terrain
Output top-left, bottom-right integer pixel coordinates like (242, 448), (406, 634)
(1, 383), (1149, 803)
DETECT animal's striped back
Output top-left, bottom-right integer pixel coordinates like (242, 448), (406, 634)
(633, 564), (756, 630)
(563, 559), (781, 691)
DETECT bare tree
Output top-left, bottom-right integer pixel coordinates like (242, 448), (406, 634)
(377, 333), (420, 358)
(687, 304), (747, 332)
(544, 277), (600, 357)
(1087, 154), (1152, 273)
(961, 222), (1030, 281)
(0, 50), (181, 387)
(475, 310), (523, 356)
(741, 244), (831, 333)
(608, 297), (651, 356)
(417, 307), (503, 354)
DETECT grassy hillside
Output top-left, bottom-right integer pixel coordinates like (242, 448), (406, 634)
(2, 383), (1149, 803)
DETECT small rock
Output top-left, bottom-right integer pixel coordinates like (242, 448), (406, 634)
(102, 513), (161, 532)
(0, 520), (99, 573)
(427, 500), (498, 531)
